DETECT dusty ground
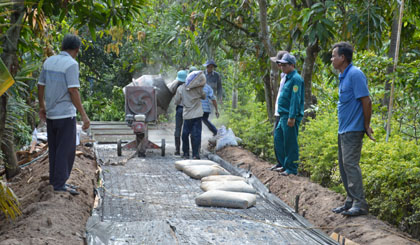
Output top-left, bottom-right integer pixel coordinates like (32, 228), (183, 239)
(0, 143), (97, 245)
(1, 138), (419, 245)
(216, 146), (419, 245)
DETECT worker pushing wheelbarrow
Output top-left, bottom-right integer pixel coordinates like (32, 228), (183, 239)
(118, 75), (174, 157)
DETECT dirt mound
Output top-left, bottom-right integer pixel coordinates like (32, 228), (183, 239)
(0, 144), (97, 245)
(217, 146), (419, 245)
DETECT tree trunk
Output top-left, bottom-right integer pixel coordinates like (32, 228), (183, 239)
(258, 0), (278, 122)
(231, 87), (238, 109)
(0, 0), (25, 179)
(301, 41), (319, 119)
(383, 10), (399, 108)
(263, 73), (273, 121)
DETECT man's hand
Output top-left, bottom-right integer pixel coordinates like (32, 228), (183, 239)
(82, 115), (90, 131)
(39, 107), (46, 122)
(215, 111), (220, 118)
(287, 118), (295, 127)
(366, 127), (375, 142)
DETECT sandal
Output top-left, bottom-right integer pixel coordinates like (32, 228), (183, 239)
(54, 186), (80, 196)
(65, 183), (79, 190)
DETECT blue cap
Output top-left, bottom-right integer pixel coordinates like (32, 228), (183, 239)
(203, 59), (217, 67)
(176, 70), (187, 82)
(189, 66), (198, 73)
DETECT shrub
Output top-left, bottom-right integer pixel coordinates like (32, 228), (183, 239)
(300, 109), (420, 238)
(223, 101), (275, 162)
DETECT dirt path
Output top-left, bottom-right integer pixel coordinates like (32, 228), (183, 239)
(0, 144), (97, 245)
(216, 146), (419, 245)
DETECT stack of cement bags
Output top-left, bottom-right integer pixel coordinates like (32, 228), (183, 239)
(174, 160), (257, 209)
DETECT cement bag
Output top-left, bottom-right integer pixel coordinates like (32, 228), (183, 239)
(182, 165), (230, 179)
(215, 128), (238, 151)
(174, 159), (219, 171)
(195, 190), (256, 209)
(167, 79), (182, 94)
(201, 175), (246, 182)
(200, 181), (256, 194)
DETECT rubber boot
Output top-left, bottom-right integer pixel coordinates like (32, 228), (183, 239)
(174, 137), (181, 155)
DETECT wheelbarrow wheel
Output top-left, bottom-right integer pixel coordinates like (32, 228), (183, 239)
(161, 138), (165, 156)
(117, 139), (122, 156)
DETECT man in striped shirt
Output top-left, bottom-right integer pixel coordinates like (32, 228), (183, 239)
(38, 34), (90, 195)
(201, 84), (219, 136)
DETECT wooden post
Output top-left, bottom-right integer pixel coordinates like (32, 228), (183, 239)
(386, 0), (405, 142)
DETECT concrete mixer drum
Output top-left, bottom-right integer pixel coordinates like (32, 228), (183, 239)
(125, 86), (157, 122)
(118, 81), (165, 158)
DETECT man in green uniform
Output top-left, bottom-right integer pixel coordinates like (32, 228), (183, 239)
(273, 53), (304, 176)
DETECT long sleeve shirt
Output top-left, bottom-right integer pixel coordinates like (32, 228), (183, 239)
(204, 70), (222, 101)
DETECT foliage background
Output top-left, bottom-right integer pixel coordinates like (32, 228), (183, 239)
(0, 0), (419, 238)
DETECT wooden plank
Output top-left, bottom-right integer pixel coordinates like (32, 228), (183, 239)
(330, 232), (359, 245)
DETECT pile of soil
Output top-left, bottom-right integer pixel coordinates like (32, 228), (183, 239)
(216, 146), (419, 245)
(0, 144), (97, 245)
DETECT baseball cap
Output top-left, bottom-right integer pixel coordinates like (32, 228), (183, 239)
(277, 53), (296, 65)
(270, 51), (288, 63)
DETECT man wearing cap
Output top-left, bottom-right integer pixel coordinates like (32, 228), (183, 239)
(174, 71), (206, 159)
(203, 59), (223, 102)
(269, 50), (288, 171)
(37, 34), (90, 195)
(331, 42), (374, 216)
(273, 53), (304, 176)
(169, 70), (188, 155)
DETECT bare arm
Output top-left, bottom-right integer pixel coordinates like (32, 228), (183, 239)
(360, 96), (375, 141)
(68, 87), (90, 130)
(37, 84), (46, 122)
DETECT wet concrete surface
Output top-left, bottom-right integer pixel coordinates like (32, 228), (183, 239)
(86, 122), (337, 244)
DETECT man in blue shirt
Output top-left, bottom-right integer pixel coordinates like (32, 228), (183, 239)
(331, 42), (375, 217)
(38, 34), (90, 195)
(202, 84), (219, 136)
(273, 53), (304, 176)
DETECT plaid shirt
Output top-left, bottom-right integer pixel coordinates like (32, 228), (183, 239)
(201, 84), (215, 113)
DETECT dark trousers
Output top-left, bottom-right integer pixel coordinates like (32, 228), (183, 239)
(338, 132), (368, 210)
(174, 106), (183, 137)
(47, 117), (76, 190)
(202, 112), (217, 136)
(274, 116), (300, 175)
(182, 117), (202, 158)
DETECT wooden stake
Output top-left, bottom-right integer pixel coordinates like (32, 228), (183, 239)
(386, 0), (405, 142)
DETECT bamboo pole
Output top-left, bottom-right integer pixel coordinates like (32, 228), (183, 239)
(386, 0), (405, 142)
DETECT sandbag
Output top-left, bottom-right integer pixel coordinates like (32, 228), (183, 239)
(182, 165), (229, 180)
(215, 127), (238, 151)
(174, 160), (219, 171)
(195, 190), (256, 209)
(200, 181), (256, 194)
(201, 175), (246, 182)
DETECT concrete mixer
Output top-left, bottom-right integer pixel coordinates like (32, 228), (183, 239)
(117, 75), (175, 157)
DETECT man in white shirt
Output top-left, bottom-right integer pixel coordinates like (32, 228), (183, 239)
(269, 51), (288, 172)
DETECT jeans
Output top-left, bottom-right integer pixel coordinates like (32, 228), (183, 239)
(202, 112), (217, 136)
(182, 117), (202, 158)
(174, 106), (183, 137)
